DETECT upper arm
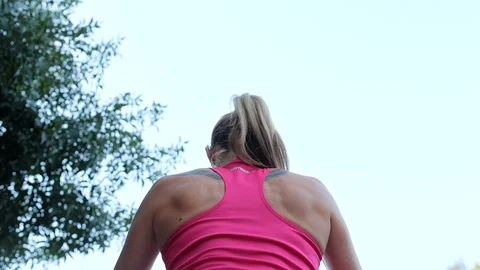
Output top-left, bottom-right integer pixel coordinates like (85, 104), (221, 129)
(114, 183), (160, 270)
(320, 184), (362, 270)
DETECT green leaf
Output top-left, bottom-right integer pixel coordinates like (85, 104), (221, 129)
(0, 0), (186, 269)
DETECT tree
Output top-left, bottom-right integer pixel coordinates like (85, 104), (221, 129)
(449, 260), (480, 270)
(0, 0), (186, 268)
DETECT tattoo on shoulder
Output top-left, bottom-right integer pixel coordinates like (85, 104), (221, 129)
(172, 169), (222, 180)
(266, 168), (289, 181)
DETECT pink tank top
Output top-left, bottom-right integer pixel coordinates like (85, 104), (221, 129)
(161, 160), (322, 270)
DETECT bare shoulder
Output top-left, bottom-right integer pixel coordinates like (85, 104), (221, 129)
(264, 170), (335, 251)
(149, 169), (225, 248)
(148, 168), (224, 212)
(269, 169), (334, 202)
(150, 168), (220, 192)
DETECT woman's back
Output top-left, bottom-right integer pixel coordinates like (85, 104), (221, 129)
(155, 160), (327, 269)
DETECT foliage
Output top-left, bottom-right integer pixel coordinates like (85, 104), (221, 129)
(0, 0), (185, 268)
(449, 260), (480, 270)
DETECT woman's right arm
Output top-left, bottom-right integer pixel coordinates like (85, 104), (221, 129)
(323, 191), (362, 270)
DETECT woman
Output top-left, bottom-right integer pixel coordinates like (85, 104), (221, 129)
(114, 93), (361, 270)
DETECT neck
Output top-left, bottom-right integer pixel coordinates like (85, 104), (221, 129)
(211, 152), (239, 167)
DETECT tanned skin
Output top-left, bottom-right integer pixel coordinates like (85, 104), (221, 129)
(114, 168), (361, 270)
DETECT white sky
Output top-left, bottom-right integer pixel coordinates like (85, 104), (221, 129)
(30, 0), (480, 269)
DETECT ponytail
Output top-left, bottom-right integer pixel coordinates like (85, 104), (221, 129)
(210, 93), (289, 170)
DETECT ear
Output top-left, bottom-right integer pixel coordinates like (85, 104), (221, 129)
(205, 145), (214, 163)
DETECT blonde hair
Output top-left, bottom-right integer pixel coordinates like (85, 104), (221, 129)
(209, 93), (289, 169)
